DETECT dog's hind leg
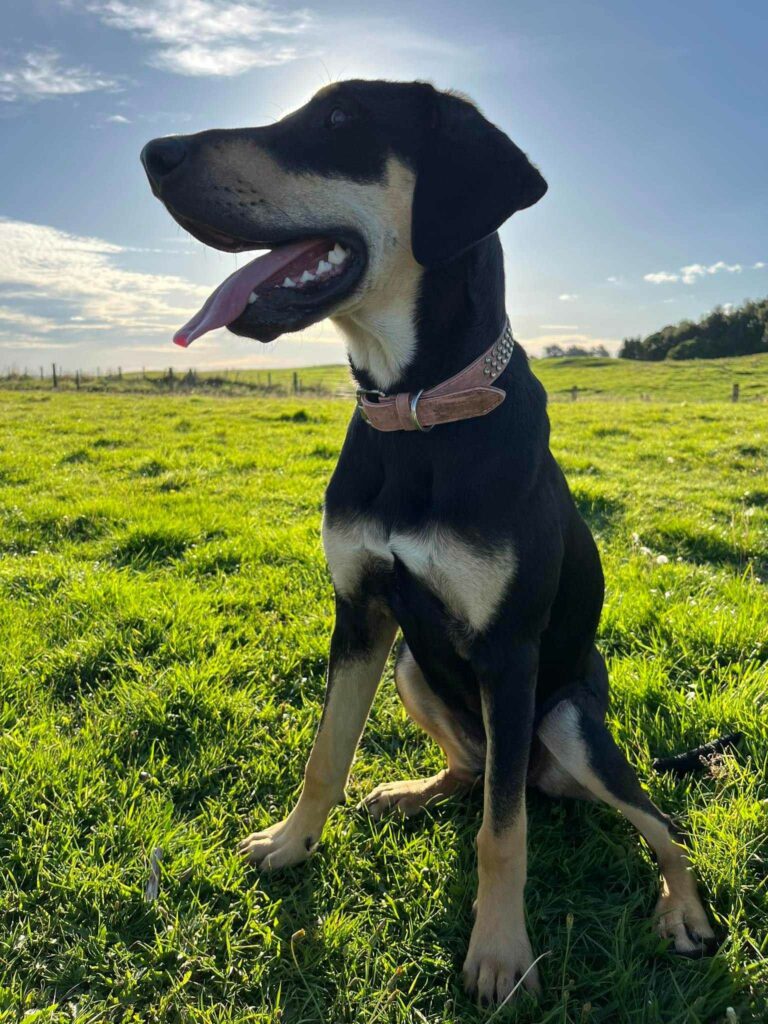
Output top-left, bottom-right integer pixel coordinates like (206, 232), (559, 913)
(537, 654), (715, 956)
(360, 643), (484, 819)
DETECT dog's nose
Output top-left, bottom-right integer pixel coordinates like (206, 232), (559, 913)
(141, 137), (187, 183)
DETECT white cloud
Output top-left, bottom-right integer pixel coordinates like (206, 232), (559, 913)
(606, 275), (620, 283)
(709, 260), (742, 274)
(106, 113), (131, 123)
(754, 261), (766, 269)
(678, 263), (706, 283)
(644, 271), (680, 284)
(558, 293), (578, 302)
(0, 48), (117, 103)
(0, 306), (61, 333)
(88, 0), (314, 77)
(680, 260), (741, 284)
(0, 217), (211, 347)
(644, 260), (745, 285)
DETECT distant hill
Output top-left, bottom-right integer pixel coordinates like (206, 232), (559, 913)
(620, 297), (768, 361)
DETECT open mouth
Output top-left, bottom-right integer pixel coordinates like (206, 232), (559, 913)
(171, 218), (366, 347)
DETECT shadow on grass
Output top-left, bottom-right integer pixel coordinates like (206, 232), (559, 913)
(0, 511), (115, 553)
(570, 488), (625, 535)
(111, 529), (194, 568)
(647, 524), (765, 574)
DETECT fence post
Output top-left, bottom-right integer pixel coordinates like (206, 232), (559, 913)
(75, 370), (81, 390)
(293, 371), (299, 394)
(39, 366), (44, 381)
(118, 366), (122, 381)
(571, 385), (578, 402)
(731, 383), (739, 403)
(168, 367), (174, 388)
(51, 363), (58, 389)
(267, 371), (272, 388)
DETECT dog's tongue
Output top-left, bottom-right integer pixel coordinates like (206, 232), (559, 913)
(174, 238), (325, 347)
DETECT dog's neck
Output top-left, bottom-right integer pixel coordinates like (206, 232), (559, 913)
(334, 234), (507, 395)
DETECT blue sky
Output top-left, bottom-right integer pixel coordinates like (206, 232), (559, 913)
(1, 0), (766, 372)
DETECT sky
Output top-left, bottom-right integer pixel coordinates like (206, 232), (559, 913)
(1, 0), (766, 372)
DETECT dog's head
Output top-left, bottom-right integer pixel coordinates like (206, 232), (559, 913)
(141, 79), (546, 347)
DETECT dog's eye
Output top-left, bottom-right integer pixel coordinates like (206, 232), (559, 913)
(328, 107), (351, 129)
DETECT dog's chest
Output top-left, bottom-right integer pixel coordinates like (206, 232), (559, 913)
(322, 516), (516, 633)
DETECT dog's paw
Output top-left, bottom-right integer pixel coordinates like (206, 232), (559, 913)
(655, 892), (717, 957)
(462, 923), (541, 1005)
(237, 817), (318, 871)
(360, 770), (466, 820)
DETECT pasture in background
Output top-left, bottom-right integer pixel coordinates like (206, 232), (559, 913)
(2, 350), (768, 403)
(0, 379), (766, 1023)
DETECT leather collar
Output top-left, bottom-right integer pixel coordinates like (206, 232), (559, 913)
(356, 320), (513, 432)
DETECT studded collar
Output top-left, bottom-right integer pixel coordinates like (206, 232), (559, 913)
(355, 320), (514, 432)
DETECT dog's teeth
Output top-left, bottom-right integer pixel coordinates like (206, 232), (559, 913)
(316, 260), (332, 275)
(300, 270), (315, 283)
(282, 276), (296, 288)
(248, 291), (258, 303)
(328, 244), (347, 266)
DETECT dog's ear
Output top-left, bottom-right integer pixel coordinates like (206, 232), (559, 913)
(411, 89), (547, 267)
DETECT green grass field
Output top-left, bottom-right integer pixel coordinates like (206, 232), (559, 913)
(1, 383), (766, 1023)
(4, 349), (768, 403)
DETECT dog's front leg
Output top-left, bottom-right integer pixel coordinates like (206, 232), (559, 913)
(239, 596), (396, 870)
(463, 640), (541, 1004)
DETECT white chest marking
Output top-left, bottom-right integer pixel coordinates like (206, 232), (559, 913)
(322, 517), (517, 633)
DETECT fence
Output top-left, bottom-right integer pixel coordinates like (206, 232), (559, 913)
(0, 364), (356, 398)
(0, 366), (762, 403)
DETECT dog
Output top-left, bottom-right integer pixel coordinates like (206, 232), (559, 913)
(141, 79), (715, 1004)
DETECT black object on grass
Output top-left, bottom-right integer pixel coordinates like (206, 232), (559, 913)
(652, 732), (743, 776)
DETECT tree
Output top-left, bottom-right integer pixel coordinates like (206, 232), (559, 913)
(543, 343), (612, 358)
(619, 297), (768, 360)
(543, 344), (564, 358)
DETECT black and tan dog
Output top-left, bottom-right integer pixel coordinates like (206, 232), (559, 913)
(141, 79), (715, 1003)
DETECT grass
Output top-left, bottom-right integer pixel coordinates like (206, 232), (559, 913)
(3, 349), (768, 402)
(0, 386), (766, 1023)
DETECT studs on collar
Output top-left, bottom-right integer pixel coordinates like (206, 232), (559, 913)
(483, 326), (514, 378)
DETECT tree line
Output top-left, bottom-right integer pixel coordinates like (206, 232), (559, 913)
(542, 343), (611, 358)
(619, 297), (768, 361)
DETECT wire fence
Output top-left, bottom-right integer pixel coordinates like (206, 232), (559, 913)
(0, 364), (357, 398)
(0, 364), (763, 403)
